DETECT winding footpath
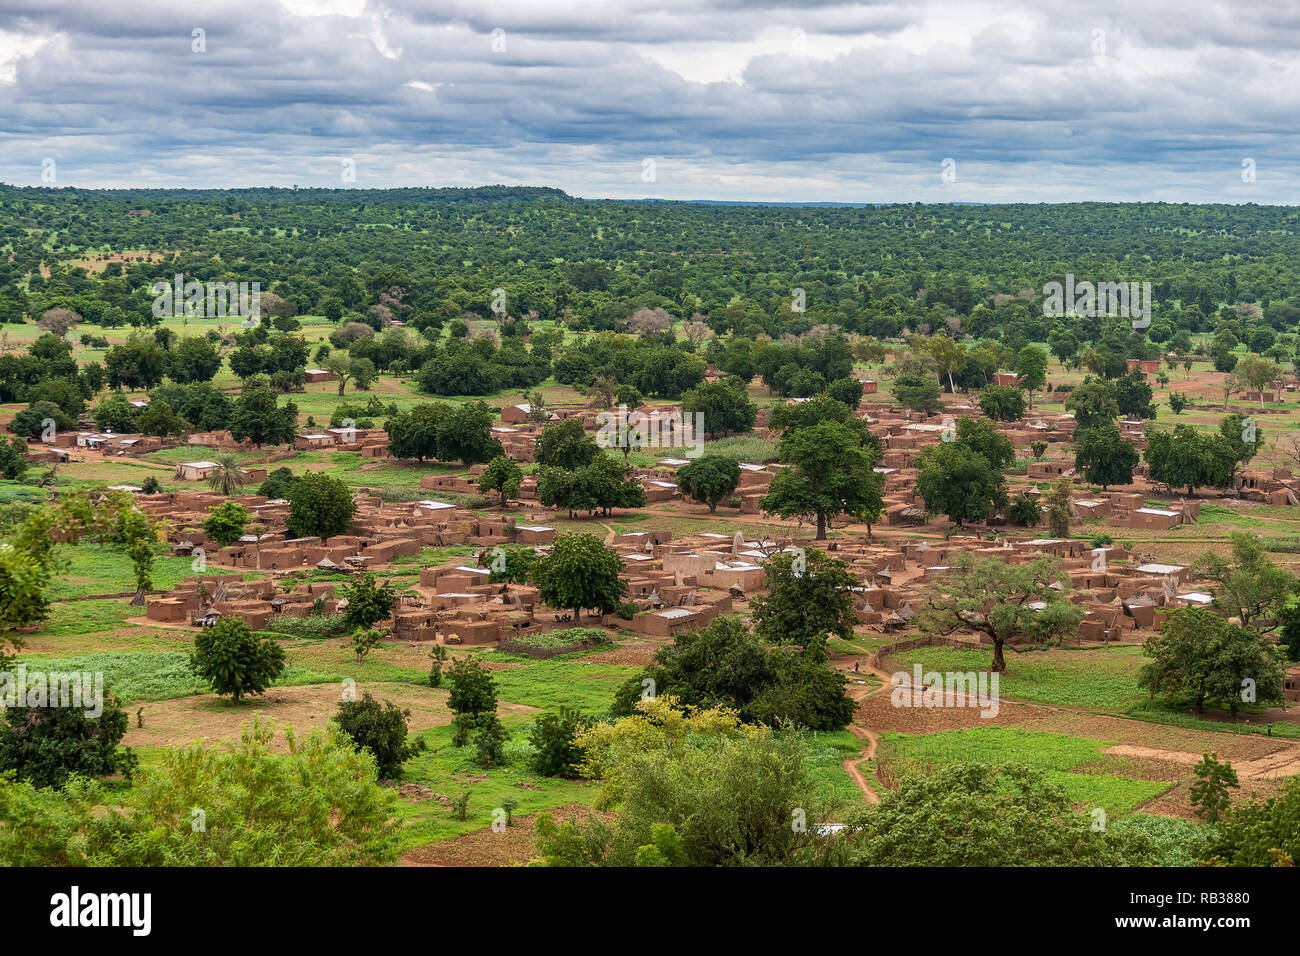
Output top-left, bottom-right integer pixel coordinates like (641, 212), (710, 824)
(836, 646), (897, 804)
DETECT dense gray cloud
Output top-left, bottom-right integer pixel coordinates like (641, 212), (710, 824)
(0, 0), (1295, 201)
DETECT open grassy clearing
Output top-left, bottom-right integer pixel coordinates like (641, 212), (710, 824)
(876, 727), (1175, 817)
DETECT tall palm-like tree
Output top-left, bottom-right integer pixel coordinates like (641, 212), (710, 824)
(207, 453), (246, 497)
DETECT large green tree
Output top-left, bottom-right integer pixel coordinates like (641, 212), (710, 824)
(750, 548), (858, 655)
(286, 471), (357, 539)
(1014, 345), (1048, 408)
(536, 417), (600, 470)
(1145, 425), (1238, 496)
(385, 402), (446, 462)
(1074, 424), (1139, 490)
(675, 456), (741, 511)
(478, 454), (523, 504)
(1064, 379), (1120, 430)
(680, 378), (756, 438)
(229, 385), (299, 448)
(760, 419), (885, 539)
(1138, 606), (1285, 716)
(978, 384), (1025, 422)
(914, 442), (1008, 527)
(531, 532), (627, 621)
(1193, 532), (1295, 636)
(920, 553), (1084, 671)
(190, 618), (288, 703)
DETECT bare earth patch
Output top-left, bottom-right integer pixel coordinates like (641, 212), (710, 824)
(1103, 744), (1203, 766)
(574, 641), (660, 666)
(123, 681), (538, 751)
(400, 804), (613, 867)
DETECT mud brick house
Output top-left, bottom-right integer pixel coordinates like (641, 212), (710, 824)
(1171, 590), (1214, 609)
(501, 403), (550, 425)
(1126, 358), (1160, 377)
(1235, 469), (1299, 505)
(1073, 498), (1111, 519)
(304, 368), (337, 383)
(618, 604), (722, 637)
(492, 426), (537, 462)
(1109, 497), (1198, 529)
(402, 563), (543, 644)
(99, 434), (165, 455)
(1133, 562), (1191, 585)
(653, 457), (691, 470)
(660, 550), (767, 591)
(737, 462), (772, 486)
(1027, 460), (1070, 479)
(186, 430), (257, 451)
(1118, 419), (1149, 447)
(1118, 506), (1181, 530)
(420, 473), (480, 495)
(1079, 609), (1123, 642)
(175, 460), (219, 481)
(641, 478), (681, 503)
(1284, 666), (1300, 704)
(294, 431), (336, 450)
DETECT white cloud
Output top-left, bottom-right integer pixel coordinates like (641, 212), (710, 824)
(0, 29), (57, 84)
(278, 0), (368, 18)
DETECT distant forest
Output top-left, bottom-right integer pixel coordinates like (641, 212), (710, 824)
(3, 186), (1300, 395)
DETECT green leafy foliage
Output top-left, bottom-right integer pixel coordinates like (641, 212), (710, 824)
(190, 618), (288, 703)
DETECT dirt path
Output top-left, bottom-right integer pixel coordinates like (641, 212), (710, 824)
(835, 646), (899, 804)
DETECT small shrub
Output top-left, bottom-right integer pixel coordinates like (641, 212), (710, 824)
(451, 791), (470, 821)
(333, 692), (427, 779)
(529, 707), (589, 777)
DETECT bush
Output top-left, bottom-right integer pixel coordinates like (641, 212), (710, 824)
(190, 618), (287, 702)
(0, 720), (401, 866)
(340, 573), (396, 630)
(473, 715), (508, 769)
(261, 614), (349, 639)
(529, 707), (589, 777)
(509, 627), (608, 650)
(351, 627), (382, 663)
(258, 467), (298, 500)
(1008, 496), (1042, 526)
(0, 689), (132, 789)
(333, 692), (427, 779)
(428, 645), (448, 687)
(203, 501), (249, 547)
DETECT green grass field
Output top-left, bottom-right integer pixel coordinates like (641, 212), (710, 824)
(887, 645), (1149, 712)
(877, 727), (1173, 817)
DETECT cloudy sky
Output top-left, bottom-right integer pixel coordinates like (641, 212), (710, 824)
(1, 0), (1296, 202)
